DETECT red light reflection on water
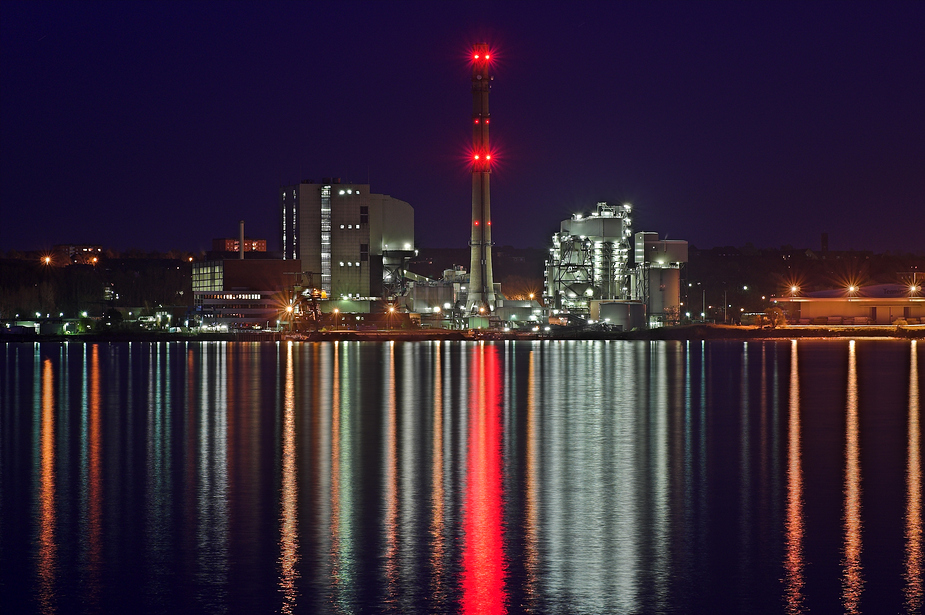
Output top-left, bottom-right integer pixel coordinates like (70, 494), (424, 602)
(461, 345), (506, 614)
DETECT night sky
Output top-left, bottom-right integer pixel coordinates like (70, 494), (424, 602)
(3, 1), (923, 255)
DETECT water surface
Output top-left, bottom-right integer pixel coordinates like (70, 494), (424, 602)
(1, 339), (921, 614)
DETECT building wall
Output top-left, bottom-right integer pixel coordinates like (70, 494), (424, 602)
(192, 258), (301, 328)
(784, 299), (925, 324)
(281, 180), (413, 301)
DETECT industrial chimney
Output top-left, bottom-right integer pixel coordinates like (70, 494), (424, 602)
(466, 43), (496, 313)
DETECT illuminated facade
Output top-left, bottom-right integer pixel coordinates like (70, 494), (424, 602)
(544, 202), (633, 315)
(280, 179), (414, 300)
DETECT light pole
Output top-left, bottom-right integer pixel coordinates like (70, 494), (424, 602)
(333, 308), (339, 331)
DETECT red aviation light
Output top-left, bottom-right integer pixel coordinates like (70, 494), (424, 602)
(474, 54), (480, 60)
(474, 221), (480, 226)
(486, 154), (491, 160)
(474, 154), (480, 160)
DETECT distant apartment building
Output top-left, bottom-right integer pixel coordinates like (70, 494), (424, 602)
(54, 244), (102, 264)
(211, 238), (267, 253)
(280, 178), (414, 300)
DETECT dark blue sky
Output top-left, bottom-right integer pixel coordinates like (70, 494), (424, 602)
(3, 1), (923, 254)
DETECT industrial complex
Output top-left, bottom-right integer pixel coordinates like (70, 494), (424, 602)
(5, 42), (922, 337)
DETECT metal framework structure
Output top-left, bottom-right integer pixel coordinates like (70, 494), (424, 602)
(544, 202), (633, 315)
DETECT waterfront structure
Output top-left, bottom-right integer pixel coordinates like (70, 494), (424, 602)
(466, 43), (497, 312)
(634, 232), (688, 327)
(774, 283), (924, 324)
(280, 179), (414, 300)
(544, 202), (633, 315)
(192, 258), (300, 329)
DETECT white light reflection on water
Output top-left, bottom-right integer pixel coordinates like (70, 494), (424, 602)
(429, 341), (449, 605)
(194, 343), (230, 611)
(905, 340), (922, 613)
(383, 341), (400, 606)
(842, 340), (863, 614)
(5, 339), (923, 614)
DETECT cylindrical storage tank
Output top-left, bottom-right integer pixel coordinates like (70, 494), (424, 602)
(647, 268), (681, 315)
(598, 301), (646, 331)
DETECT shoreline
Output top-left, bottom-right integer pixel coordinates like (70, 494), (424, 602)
(3, 324), (923, 344)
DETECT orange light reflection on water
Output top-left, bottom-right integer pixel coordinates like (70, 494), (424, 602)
(279, 342), (299, 613)
(37, 358), (57, 613)
(429, 342), (447, 601)
(783, 340), (804, 614)
(904, 340), (922, 613)
(841, 340), (863, 614)
(86, 345), (103, 606)
(461, 345), (506, 614)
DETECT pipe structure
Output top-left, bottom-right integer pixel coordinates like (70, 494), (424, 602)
(239, 220), (245, 259)
(466, 43), (495, 313)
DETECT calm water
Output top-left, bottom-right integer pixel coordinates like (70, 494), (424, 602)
(0, 339), (921, 614)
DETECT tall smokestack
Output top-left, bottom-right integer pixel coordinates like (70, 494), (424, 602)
(466, 43), (495, 313)
(239, 220), (245, 260)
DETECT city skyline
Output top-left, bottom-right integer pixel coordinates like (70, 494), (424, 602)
(2, 1), (923, 255)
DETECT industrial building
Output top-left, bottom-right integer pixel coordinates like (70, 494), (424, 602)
(544, 202), (634, 315)
(192, 257), (301, 330)
(543, 204), (688, 329)
(280, 179), (414, 301)
(634, 232), (688, 327)
(774, 283), (924, 324)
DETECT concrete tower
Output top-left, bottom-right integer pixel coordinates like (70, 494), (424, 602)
(466, 43), (496, 312)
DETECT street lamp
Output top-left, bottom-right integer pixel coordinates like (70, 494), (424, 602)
(333, 308), (339, 330)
